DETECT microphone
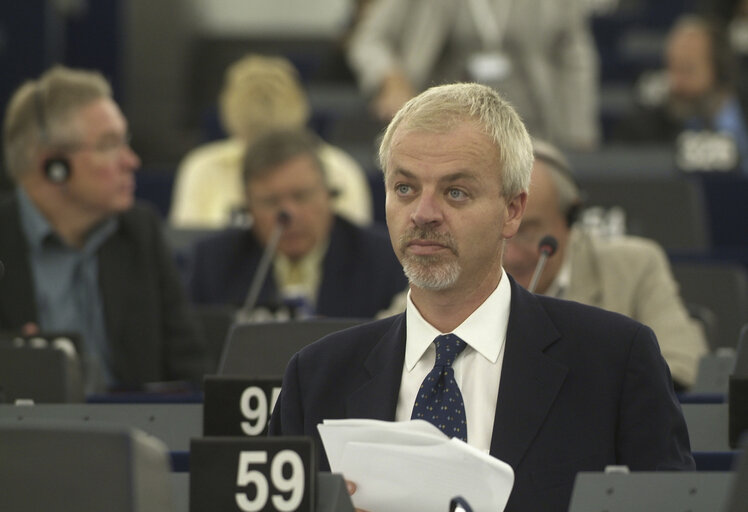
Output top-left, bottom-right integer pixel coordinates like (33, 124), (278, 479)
(527, 235), (558, 293)
(237, 210), (291, 322)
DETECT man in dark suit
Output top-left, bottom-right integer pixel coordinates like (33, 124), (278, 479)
(0, 66), (206, 392)
(188, 128), (407, 319)
(269, 83), (694, 511)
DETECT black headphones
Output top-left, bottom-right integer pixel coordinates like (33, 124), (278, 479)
(532, 140), (583, 227)
(34, 84), (72, 183)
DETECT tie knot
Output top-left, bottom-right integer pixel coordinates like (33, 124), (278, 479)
(433, 334), (467, 368)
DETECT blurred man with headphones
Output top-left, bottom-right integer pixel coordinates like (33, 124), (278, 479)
(614, 14), (748, 174)
(502, 139), (708, 390)
(0, 66), (206, 393)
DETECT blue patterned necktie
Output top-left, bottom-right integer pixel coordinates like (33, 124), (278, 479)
(411, 333), (468, 442)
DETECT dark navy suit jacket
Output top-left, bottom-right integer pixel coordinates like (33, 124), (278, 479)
(188, 216), (408, 319)
(269, 277), (695, 511)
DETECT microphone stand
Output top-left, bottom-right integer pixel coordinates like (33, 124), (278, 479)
(527, 235), (558, 293)
(236, 211), (290, 323)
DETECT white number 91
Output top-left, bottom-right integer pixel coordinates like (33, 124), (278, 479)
(235, 450), (305, 511)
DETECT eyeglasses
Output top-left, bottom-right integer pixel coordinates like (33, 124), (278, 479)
(250, 185), (327, 211)
(64, 132), (133, 155)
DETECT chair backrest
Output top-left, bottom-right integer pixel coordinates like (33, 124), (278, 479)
(194, 304), (238, 373)
(724, 449), (748, 512)
(671, 262), (748, 350)
(734, 324), (748, 377)
(681, 403), (730, 451)
(578, 176), (710, 251)
(0, 333), (84, 403)
(691, 350), (736, 394)
(218, 318), (365, 377)
(0, 420), (174, 512)
(568, 471), (733, 511)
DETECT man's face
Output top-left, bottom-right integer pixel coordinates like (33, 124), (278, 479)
(666, 26), (716, 104)
(246, 154), (333, 261)
(503, 160), (571, 293)
(384, 121), (525, 293)
(62, 98), (140, 218)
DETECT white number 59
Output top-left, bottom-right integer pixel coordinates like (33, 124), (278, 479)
(235, 450), (305, 511)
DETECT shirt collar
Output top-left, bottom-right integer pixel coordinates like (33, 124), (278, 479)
(18, 187), (57, 250)
(404, 268), (512, 370)
(17, 187), (118, 255)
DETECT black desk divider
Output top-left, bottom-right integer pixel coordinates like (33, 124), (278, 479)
(0, 332), (84, 403)
(568, 471), (734, 511)
(0, 419), (174, 512)
(203, 375), (282, 437)
(190, 436), (335, 512)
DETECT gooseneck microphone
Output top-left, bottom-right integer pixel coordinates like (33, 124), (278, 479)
(527, 235), (558, 293)
(237, 210), (291, 322)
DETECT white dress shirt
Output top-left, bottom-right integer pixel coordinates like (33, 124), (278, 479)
(395, 269), (511, 453)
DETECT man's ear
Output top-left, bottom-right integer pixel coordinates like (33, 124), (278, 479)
(501, 191), (527, 239)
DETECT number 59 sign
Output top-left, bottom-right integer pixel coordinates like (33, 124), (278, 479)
(190, 437), (315, 512)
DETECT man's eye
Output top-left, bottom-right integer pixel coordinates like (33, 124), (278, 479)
(448, 189), (467, 200)
(396, 184), (411, 195)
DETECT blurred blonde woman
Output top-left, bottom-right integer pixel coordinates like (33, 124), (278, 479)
(169, 54), (373, 228)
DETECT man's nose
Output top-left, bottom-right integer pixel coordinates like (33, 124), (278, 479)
(411, 192), (444, 227)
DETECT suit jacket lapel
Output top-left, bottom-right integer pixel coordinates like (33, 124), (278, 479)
(490, 279), (569, 469)
(346, 314), (407, 420)
(0, 195), (38, 327)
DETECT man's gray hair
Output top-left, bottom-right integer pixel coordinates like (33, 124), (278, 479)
(3, 65), (111, 181)
(378, 82), (533, 199)
(531, 137), (582, 218)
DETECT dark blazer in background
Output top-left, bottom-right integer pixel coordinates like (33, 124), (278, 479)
(0, 194), (207, 387)
(269, 276), (695, 511)
(188, 216), (408, 319)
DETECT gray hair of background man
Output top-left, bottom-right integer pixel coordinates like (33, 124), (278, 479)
(531, 138), (582, 220)
(3, 65), (112, 182)
(378, 82), (534, 200)
(241, 128), (327, 187)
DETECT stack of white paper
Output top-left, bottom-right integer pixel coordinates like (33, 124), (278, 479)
(317, 419), (514, 512)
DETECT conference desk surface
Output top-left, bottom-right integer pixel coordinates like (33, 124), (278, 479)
(0, 403), (203, 451)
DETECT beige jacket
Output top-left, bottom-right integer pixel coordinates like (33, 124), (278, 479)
(562, 229), (707, 387)
(347, 0), (600, 148)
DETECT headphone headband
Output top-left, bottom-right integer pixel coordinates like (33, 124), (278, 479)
(33, 83), (71, 183)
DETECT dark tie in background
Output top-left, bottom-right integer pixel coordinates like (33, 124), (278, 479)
(411, 333), (468, 442)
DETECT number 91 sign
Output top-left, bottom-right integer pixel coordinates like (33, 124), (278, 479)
(190, 437), (315, 512)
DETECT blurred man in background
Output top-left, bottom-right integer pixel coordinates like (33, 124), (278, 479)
(0, 66), (206, 393)
(169, 54), (373, 228)
(188, 128), (406, 319)
(502, 139), (708, 389)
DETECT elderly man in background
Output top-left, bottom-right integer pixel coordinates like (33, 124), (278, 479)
(188, 128), (406, 320)
(502, 139), (709, 390)
(0, 65), (207, 393)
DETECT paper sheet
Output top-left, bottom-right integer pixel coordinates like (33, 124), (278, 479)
(317, 419), (514, 512)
